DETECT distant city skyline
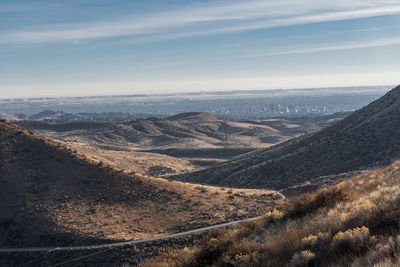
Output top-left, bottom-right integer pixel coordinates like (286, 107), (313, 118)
(1, 0), (399, 97)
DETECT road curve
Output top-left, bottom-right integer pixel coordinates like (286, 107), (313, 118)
(0, 216), (264, 253)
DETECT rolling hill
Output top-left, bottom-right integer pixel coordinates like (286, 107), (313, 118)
(24, 111), (304, 150)
(0, 119), (282, 248)
(20, 112), (329, 176)
(178, 85), (400, 192)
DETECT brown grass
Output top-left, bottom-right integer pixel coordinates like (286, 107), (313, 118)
(0, 119), (284, 247)
(140, 160), (400, 266)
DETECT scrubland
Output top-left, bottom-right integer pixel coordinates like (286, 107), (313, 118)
(142, 160), (400, 266)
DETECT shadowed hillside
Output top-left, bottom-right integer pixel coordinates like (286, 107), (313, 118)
(0, 119), (282, 248)
(178, 85), (400, 191)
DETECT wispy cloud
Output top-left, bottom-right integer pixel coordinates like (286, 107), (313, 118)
(242, 37), (400, 57)
(1, 0), (400, 44)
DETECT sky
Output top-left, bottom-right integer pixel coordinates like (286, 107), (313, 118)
(0, 0), (399, 98)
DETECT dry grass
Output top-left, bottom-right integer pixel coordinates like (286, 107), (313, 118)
(31, 111), (307, 175)
(0, 119), (283, 247)
(61, 137), (199, 177)
(141, 160), (400, 266)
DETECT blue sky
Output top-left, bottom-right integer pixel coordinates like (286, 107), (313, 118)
(0, 0), (399, 97)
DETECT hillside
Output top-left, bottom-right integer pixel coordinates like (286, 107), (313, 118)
(179, 85), (400, 191)
(143, 160), (400, 266)
(0, 119), (282, 248)
(51, 111), (300, 150)
(20, 112), (321, 176)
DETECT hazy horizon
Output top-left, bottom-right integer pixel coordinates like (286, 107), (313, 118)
(0, 84), (395, 100)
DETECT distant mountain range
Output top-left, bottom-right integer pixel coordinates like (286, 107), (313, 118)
(1, 86), (390, 121)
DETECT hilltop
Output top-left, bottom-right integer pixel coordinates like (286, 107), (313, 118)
(166, 112), (220, 122)
(179, 85), (400, 192)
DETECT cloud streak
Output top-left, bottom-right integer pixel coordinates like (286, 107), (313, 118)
(242, 37), (400, 57)
(1, 0), (400, 44)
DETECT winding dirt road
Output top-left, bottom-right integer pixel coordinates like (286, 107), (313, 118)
(0, 216), (264, 253)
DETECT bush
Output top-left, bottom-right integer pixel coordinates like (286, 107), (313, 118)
(290, 250), (316, 267)
(222, 240), (263, 266)
(265, 209), (284, 221)
(283, 187), (348, 219)
(331, 226), (370, 253)
(193, 229), (235, 265)
(301, 232), (330, 250)
(361, 235), (400, 265)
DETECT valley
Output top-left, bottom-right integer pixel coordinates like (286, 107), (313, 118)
(2, 1), (398, 265)
(179, 86), (400, 193)
(19, 111), (347, 177)
(139, 84), (400, 267)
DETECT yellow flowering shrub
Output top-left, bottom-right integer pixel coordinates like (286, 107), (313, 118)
(290, 250), (316, 267)
(265, 209), (284, 220)
(332, 226), (370, 251)
(301, 232), (330, 248)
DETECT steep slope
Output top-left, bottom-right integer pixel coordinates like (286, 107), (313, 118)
(179, 85), (400, 190)
(0, 119), (282, 247)
(143, 160), (400, 267)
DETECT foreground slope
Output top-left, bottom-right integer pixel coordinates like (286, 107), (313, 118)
(0, 119), (282, 247)
(143, 160), (400, 266)
(180, 85), (400, 190)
